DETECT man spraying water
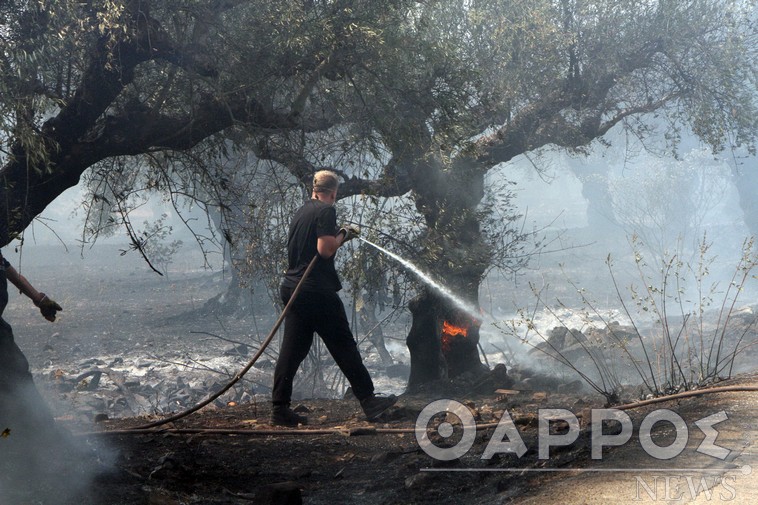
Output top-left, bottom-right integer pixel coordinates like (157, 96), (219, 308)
(271, 170), (397, 426)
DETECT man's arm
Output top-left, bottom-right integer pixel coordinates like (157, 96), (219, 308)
(5, 264), (45, 304)
(5, 265), (62, 322)
(317, 231), (347, 259)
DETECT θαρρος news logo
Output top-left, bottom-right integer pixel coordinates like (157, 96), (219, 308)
(414, 399), (732, 462)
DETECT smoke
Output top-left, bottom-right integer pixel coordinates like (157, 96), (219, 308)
(0, 378), (116, 504)
(0, 244), (122, 503)
(477, 133), (758, 390)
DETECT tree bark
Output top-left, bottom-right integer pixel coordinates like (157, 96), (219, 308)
(406, 288), (487, 389)
(406, 291), (445, 386)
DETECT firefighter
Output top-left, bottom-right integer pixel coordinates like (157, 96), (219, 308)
(271, 170), (396, 426)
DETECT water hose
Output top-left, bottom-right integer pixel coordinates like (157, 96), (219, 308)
(132, 254), (320, 430)
(98, 384), (758, 437)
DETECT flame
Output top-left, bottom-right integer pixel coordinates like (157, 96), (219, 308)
(441, 320), (469, 353)
(442, 321), (468, 338)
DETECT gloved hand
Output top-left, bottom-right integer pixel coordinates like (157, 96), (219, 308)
(34, 293), (62, 322)
(338, 225), (360, 243)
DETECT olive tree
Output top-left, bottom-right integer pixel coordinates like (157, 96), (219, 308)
(326, 0), (758, 387)
(1, 0), (756, 397)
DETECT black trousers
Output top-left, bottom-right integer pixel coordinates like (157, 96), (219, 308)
(272, 286), (374, 405)
(0, 318), (59, 441)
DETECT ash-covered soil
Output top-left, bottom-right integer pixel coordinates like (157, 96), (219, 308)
(3, 244), (757, 504)
(19, 374), (758, 505)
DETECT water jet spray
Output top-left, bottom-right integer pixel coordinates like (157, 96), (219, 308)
(357, 237), (485, 324)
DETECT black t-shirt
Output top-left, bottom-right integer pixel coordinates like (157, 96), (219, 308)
(281, 199), (342, 292)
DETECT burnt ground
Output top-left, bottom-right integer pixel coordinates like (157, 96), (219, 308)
(2, 244), (758, 504)
(17, 374), (758, 505)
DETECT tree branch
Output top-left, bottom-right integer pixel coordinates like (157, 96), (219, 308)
(596, 94), (680, 138)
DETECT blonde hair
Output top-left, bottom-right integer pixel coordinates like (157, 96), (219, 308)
(312, 170), (340, 193)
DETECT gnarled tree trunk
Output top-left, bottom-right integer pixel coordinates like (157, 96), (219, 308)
(404, 159), (491, 390)
(406, 289), (487, 389)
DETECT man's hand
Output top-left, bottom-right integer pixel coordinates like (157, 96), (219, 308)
(35, 294), (62, 322)
(339, 225), (360, 243)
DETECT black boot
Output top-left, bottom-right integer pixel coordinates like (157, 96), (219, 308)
(360, 394), (397, 421)
(271, 404), (308, 427)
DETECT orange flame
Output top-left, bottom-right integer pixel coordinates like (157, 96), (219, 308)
(442, 321), (469, 338)
(441, 320), (469, 353)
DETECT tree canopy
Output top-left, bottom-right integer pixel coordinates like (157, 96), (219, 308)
(1, 0), (756, 383)
(1, 0), (755, 245)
